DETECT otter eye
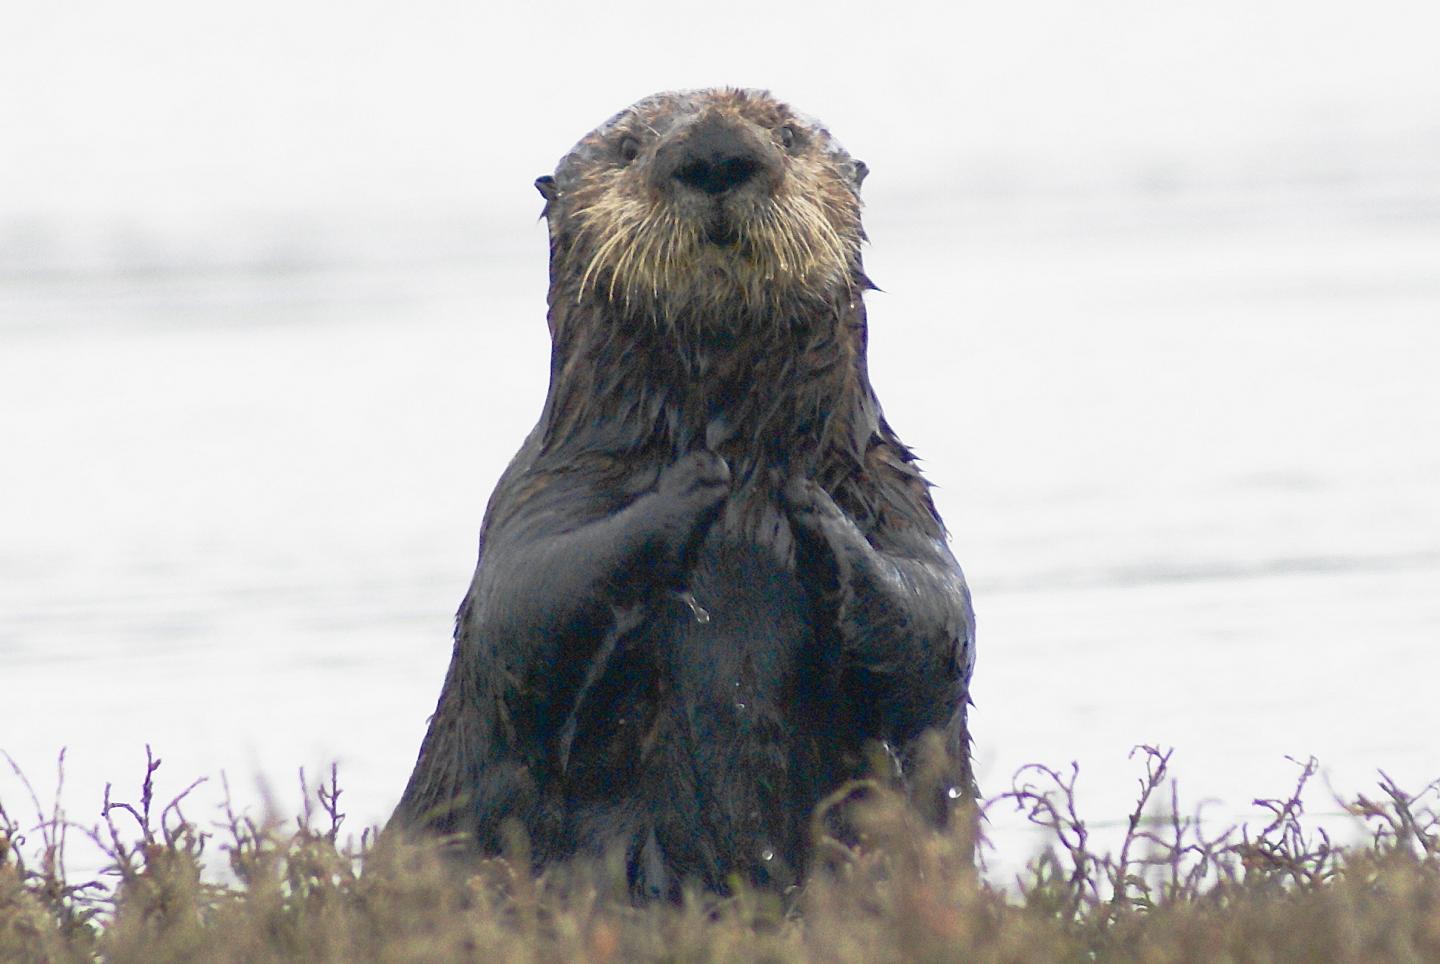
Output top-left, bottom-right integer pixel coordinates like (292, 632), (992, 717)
(777, 125), (797, 150)
(617, 135), (641, 163)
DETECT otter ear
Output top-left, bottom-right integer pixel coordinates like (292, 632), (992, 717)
(852, 160), (869, 188)
(535, 175), (558, 219)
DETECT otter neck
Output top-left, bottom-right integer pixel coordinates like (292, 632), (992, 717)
(540, 294), (876, 485)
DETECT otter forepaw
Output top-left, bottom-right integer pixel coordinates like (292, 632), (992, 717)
(641, 451), (732, 585)
(783, 478), (868, 598)
(784, 478), (868, 548)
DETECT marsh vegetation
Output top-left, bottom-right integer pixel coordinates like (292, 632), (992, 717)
(4, 746), (1437, 962)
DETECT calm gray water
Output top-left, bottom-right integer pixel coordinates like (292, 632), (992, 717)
(3, 186), (1438, 881)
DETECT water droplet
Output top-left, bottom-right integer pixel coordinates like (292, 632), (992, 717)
(946, 787), (962, 800)
(761, 848), (775, 862)
(679, 591), (710, 624)
(735, 701), (746, 711)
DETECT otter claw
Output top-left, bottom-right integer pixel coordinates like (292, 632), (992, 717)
(659, 450), (731, 500)
(782, 477), (843, 527)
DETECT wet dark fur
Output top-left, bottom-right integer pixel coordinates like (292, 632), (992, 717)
(391, 89), (976, 897)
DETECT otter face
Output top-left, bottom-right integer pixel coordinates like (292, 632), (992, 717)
(537, 89), (868, 321)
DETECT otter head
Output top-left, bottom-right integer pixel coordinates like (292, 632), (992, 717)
(536, 89), (870, 327)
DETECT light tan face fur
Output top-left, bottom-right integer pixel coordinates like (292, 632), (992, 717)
(542, 89), (868, 321)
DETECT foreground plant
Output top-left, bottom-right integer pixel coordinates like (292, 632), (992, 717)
(2, 746), (1437, 962)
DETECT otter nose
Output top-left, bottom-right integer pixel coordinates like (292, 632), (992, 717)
(675, 152), (761, 195)
(653, 114), (779, 197)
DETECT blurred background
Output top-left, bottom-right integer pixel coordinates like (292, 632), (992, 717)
(3, 0), (1438, 878)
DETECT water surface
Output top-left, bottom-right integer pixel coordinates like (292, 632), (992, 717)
(3, 189), (1437, 880)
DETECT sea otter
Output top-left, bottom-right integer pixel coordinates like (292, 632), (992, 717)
(391, 88), (976, 897)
